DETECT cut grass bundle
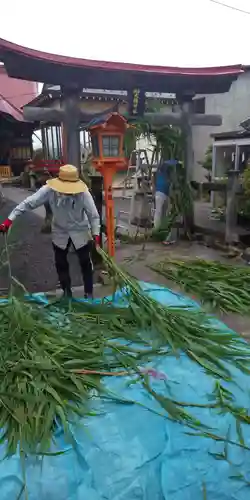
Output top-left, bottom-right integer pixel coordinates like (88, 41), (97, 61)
(0, 296), (164, 457)
(150, 258), (250, 314)
(100, 249), (250, 381)
(0, 298), (103, 456)
(1, 245), (250, 486)
(2, 290), (214, 459)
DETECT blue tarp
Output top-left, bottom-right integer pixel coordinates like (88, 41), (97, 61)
(1, 283), (250, 499)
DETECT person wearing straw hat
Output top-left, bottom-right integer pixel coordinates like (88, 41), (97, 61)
(0, 165), (101, 299)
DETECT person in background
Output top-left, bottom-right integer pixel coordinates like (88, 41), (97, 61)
(154, 160), (176, 245)
(0, 164), (100, 299)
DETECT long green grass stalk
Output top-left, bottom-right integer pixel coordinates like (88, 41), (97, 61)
(1, 241), (250, 497)
(98, 249), (250, 473)
(150, 258), (250, 314)
(0, 296), (165, 457)
(0, 238), (206, 463)
(99, 248), (250, 380)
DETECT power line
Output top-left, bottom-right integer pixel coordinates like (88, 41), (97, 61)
(208, 0), (250, 15)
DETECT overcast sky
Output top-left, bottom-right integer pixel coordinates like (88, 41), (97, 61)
(1, 0), (250, 67)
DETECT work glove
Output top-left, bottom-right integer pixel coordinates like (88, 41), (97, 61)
(0, 218), (12, 233)
(94, 235), (101, 247)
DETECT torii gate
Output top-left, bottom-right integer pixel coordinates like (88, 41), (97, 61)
(0, 38), (244, 229)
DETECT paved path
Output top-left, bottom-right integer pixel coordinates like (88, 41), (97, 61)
(1, 186), (46, 218)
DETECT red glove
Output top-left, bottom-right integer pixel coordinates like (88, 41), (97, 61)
(0, 218), (12, 233)
(94, 235), (101, 247)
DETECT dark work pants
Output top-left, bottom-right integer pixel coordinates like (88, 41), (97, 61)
(52, 239), (93, 295)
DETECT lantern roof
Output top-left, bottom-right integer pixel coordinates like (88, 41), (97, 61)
(0, 38), (244, 94)
(88, 112), (128, 131)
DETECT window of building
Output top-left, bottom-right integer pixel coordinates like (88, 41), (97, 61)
(42, 125), (62, 160)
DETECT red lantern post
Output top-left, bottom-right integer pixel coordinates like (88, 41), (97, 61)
(89, 113), (129, 257)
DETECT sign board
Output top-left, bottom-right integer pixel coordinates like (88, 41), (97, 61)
(128, 88), (146, 117)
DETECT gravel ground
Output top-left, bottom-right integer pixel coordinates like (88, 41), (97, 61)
(0, 199), (98, 294)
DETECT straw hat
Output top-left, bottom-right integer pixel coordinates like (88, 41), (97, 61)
(46, 164), (88, 194)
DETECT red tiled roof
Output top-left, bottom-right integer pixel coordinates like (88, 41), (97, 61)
(0, 92), (24, 121)
(0, 66), (38, 109)
(0, 38), (244, 77)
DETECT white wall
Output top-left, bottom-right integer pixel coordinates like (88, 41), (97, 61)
(192, 71), (250, 182)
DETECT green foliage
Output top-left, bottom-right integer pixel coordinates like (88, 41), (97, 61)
(0, 296), (162, 458)
(101, 249), (250, 380)
(125, 113), (185, 164)
(151, 212), (178, 242)
(238, 166), (250, 217)
(200, 145), (212, 171)
(169, 161), (194, 238)
(151, 125), (185, 162)
(126, 115), (194, 232)
(242, 166), (250, 196)
(151, 258), (250, 314)
(199, 145), (212, 182)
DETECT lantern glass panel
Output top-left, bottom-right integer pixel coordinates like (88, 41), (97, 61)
(102, 136), (120, 157)
(91, 135), (100, 157)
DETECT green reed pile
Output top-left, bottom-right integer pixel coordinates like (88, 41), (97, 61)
(150, 258), (250, 314)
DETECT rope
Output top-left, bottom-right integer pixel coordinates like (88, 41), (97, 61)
(208, 0), (250, 15)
